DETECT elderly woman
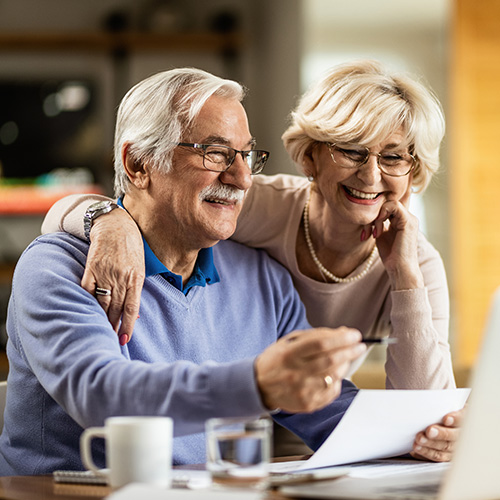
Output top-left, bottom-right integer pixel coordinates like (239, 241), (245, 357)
(236, 60), (454, 390)
(42, 60), (460, 462)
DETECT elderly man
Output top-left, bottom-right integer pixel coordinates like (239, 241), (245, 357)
(0, 68), (366, 475)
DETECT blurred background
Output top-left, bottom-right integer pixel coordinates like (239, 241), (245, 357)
(0, 0), (498, 386)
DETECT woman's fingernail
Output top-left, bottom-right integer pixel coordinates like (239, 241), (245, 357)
(428, 427), (438, 438)
(119, 334), (129, 346)
(444, 416), (454, 426)
(360, 230), (366, 242)
(419, 436), (427, 445)
(415, 445), (422, 452)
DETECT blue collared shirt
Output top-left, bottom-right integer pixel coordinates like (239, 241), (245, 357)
(118, 198), (220, 295)
(144, 239), (219, 295)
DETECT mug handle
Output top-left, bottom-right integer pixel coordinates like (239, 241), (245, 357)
(80, 426), (108, 476)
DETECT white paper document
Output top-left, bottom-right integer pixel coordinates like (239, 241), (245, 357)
(297, 388), (470, 471)
(107, 482), (261, 500)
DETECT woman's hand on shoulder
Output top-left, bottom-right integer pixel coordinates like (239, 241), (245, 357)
(82, 208), (145, 344)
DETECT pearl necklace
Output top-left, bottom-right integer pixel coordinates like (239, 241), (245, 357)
(303, 193), (378, 284)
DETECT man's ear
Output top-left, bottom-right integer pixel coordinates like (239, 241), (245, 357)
(121, 142), (150, 189)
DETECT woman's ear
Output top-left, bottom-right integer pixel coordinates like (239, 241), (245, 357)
(122, 143), (150, 190)
(301, 145), (318, 179)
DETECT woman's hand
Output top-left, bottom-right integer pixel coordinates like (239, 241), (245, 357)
(410, 409), (464, 462)
(361, 182), (424, 290)
(81, 208), (145, 344)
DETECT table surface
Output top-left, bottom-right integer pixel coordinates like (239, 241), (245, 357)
(0, 456), (311, 499)
(0, 474), (296, 500)
(0, 475), (110, 500)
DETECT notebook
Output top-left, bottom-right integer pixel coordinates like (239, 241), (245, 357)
(281, 286), (500, 500)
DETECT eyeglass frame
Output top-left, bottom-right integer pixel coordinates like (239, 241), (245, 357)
(176, 142), (270, 175)
(326, 142), (416, 177)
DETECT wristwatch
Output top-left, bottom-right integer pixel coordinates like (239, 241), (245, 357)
(83, 200), (119, 242)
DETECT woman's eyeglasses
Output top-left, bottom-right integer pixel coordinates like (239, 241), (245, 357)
(326, 143), (416, 177)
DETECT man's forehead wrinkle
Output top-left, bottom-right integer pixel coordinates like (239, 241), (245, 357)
(194, 134), (256, 148)
(201, 135), (231, 145)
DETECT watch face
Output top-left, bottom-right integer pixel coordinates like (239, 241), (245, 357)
(84, 200), (117, 241)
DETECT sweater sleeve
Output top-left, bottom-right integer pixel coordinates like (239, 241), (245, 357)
(41, 194), (112, 238)
(9, 237), (268, 437)
(384, 238), (455, 390)
(274, 380), (358, 451)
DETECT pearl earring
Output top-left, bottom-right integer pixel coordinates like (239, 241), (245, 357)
(307, 175), (314, 182)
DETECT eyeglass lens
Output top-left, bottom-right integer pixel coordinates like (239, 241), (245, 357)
(329, 144), (414, 176)
(203, 145), (268, 174)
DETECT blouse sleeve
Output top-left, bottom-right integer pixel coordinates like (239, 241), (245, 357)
(233, 175), (282, 246)
(41, 194), (112, 239)
(233, 174), (307, 250)
(385, 237), (456, 389)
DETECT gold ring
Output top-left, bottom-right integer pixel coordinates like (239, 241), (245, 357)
(323, 375), (333, 389)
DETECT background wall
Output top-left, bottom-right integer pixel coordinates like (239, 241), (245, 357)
(450, 0), (500, 367)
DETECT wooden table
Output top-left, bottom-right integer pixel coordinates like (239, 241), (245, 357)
(0, 475), (110, 499)
(0, 474), (300, 500)
(0, 453), (312, 500)
(0, 457), (310, 499)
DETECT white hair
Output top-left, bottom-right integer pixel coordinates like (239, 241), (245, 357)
(113, 68), (245, 197)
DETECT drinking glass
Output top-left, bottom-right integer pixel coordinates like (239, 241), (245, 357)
(206, 416), (272, 489)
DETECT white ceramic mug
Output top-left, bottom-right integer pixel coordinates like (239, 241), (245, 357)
(80, 416), (173, 489)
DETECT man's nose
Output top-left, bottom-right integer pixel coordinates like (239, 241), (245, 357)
(219, 153), (253, 191)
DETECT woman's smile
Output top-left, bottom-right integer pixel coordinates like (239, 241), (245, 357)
(342, 185), (383, 205)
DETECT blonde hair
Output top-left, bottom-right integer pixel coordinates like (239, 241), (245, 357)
(114, 68), (245, 197)
(282, 60), (445, 192)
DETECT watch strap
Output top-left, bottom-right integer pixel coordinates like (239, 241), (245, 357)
(83, 201), (119, 242)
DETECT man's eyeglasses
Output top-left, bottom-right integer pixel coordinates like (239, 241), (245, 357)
(326, 143), (416, 177)
(177, 143), (270, 175)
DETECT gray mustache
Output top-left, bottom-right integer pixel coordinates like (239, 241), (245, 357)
(199, 183), (245, 203)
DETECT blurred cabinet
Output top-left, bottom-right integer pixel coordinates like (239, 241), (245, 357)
(0, 30), (244, 131)
(0, 30), (242, 87)
(450, 0), (500, 366)
(0, 31), (241, 53)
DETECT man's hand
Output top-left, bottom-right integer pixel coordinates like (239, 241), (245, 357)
(255, 327), (366, 414)
(81, 208), (145, 344)
(411, 409), (464, 462)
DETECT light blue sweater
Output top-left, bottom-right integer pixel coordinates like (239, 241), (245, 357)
(0, 233), (356, 475)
